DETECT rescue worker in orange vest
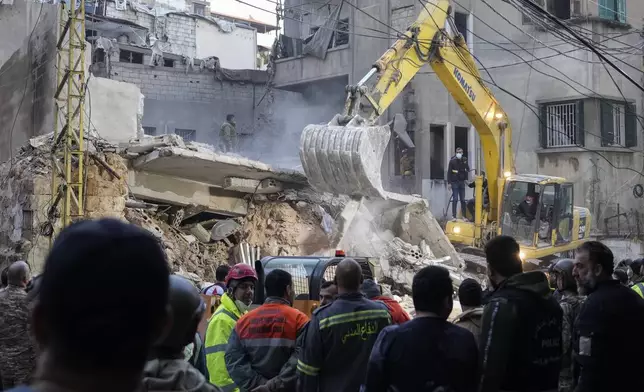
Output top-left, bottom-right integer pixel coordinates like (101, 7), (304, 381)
(225, 269), (309, 392)
(205, 264), (257, 392)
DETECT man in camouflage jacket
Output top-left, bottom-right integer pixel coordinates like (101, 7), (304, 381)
(0, 261), (36, 389)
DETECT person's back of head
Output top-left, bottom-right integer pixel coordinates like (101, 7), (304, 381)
(1, 266), (8, 288)
(458, 278), (482, 308)
(33, 218), (170, 379)
(630, 259), (642, 278)
(553, 258), (577, 293)
(265, 269), (294, 304)
(7, 260), (30, 288)
(215, 264), (231, 284)
(485, 235), (523, 285)
(154, 275), (205, 357)
(360, 279), (381, 299)
(613, 269), (629, 285)
(335, 258), (363, 293)
(412, 265), (453, 320)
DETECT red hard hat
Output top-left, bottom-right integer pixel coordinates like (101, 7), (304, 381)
(225, 263), (258, 286)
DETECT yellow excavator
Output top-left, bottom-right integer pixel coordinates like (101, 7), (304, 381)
(298, 0), (591, 268)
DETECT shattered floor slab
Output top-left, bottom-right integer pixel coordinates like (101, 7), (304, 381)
(130, 147), (309, 189)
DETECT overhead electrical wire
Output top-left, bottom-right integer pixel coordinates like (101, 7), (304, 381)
(514, 0), (644, 93)
(506, 0), (644, 132)
(444, 0), (644, 124)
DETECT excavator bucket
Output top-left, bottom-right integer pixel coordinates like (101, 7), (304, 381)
(299, 115), (391, 199)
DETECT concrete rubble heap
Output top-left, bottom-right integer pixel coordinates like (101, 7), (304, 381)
(0, 134), (471, 301)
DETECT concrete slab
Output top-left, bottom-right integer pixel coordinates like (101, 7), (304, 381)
(127, 171), (248, 216)
(131, 147), (309, 188)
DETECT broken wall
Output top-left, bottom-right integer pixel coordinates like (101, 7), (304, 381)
(88, 77), (144, 143)
(110, 62), (302, 146)
(0, 0), (58, 163)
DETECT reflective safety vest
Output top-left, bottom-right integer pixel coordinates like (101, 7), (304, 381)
(632, 282), (644, 298)
(205, 293), (244, 392)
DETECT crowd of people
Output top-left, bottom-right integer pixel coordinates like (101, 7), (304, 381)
(0, 218), (643, 392)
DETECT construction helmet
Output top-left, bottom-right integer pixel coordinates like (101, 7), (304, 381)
(225, 263), (258, 286)
(156, 275), (206, 352)
(553, 258), (576, 292)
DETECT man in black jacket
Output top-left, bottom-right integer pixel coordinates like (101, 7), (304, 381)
(572, 241), (644, 392)
(479, 236), (562, 392)
(362, 266), (478, 392)
(448, 147), (470, 220)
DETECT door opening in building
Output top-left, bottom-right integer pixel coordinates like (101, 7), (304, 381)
(454, 126), (469, 161)
(430, 125), (445, 180)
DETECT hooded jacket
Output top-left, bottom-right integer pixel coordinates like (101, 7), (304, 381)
(478, 271), (562, 392)
(453, 307), (483, 347)
(142, 358), (222, 392)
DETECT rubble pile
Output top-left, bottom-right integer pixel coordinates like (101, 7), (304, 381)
(241, 201), (334, 257)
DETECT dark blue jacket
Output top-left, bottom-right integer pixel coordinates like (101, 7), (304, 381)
(362, 316), (478, 392)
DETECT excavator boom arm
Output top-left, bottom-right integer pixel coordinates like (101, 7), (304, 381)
(301, 0), (512, 207)
(356, 0), (512, 218)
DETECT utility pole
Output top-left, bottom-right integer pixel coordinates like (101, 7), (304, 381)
(48, 0), (87, 244)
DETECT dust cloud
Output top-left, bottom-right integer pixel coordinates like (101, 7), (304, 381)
(241, 81), (346, 170)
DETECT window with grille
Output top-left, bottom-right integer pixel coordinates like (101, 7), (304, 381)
(175, 128), (196, 142)
(544, 102), (578, 147)
(600, 101), (636, 147)
(598, 0), (626, 23)
(143, 126), (157, 136)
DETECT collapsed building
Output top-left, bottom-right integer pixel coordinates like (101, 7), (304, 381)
(0, 132), (472, 302)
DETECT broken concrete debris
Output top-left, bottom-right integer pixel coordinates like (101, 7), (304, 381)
(0, 133), (474, 297)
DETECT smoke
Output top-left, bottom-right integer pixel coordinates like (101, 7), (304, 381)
(239, 81), (346, 170)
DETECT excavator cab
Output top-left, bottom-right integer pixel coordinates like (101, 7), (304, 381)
(253, 254), (374, 316)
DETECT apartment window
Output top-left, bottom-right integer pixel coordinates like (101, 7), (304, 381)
(540, 99), (637, 149)
(454, 12), (468, 43)
(522, 0), (570, 24)
(143, 126), (157, 136)
(600, 101), (637, 147)
(193, 3), (205, 16)
(598, 0), (626, 23)
(119, 49), (143, 64)
(308, 17), (350, 49)
(541, 101), (581, 147)
(163, 58), (174, 67)
(175, 128), (196, 142)
(429, 125), (445, 180)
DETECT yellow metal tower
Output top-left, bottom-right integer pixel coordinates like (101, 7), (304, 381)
(49, 0), (87, 238)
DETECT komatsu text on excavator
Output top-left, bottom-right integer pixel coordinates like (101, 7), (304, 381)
(298, 0), (591, 266)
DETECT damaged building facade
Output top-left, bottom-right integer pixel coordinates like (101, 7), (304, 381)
(0, 0), (466, 298)
(87, 0), (290, 147)
(275, 0), (644, 235)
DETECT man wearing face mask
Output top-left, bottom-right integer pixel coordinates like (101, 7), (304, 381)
(447, 147), (470, 220)
(478, 236), (562, 392)
(205, 263), (257, 392)
(571, 241), (644, 392)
